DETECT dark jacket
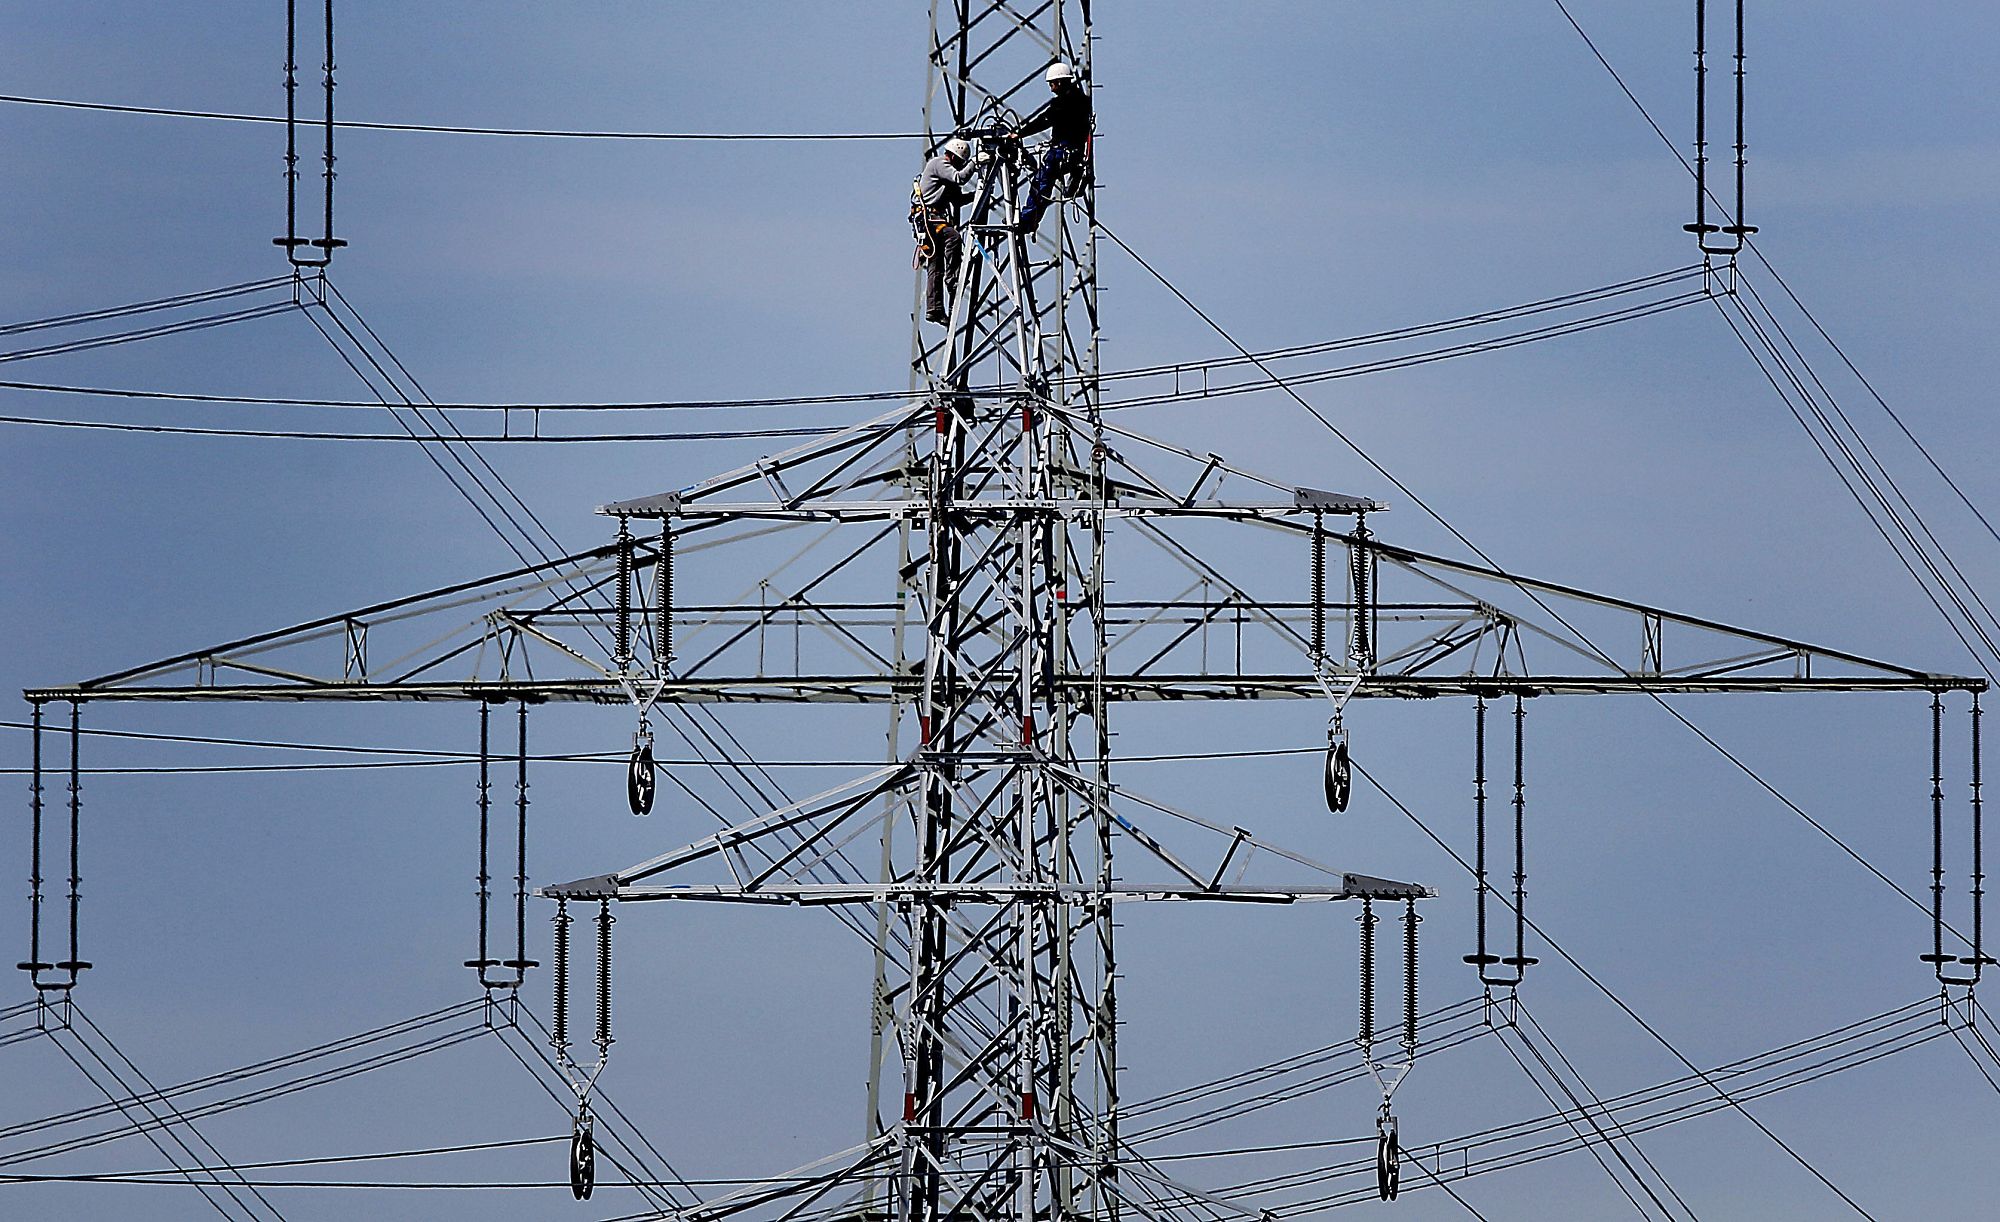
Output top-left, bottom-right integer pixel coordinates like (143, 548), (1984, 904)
(1018, 85), (1091, 146)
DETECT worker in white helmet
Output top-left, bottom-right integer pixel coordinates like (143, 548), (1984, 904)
(915, 136), (978, 325)
(1012, 61), (1091, 236)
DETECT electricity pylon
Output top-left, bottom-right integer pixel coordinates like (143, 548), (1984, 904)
(21, 3), (1987, 1221)
(550, 10), (1436, 1220)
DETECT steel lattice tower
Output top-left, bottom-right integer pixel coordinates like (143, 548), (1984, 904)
(887, 9), (1111, 1220)
(21, 6), (1991, 1221)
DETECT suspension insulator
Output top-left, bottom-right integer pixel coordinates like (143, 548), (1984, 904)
(1325, 725), (1351, 814)
(1358, 900), (1377, 1047)
(570, 1108), (595, 1201)
(614, 517), (633, 672)
(1310, 512), (1326, 664)
(1403, 899), (1420, 1055)
(19, 701), (50, 979)
(551, 900), (572, 1054)
(595, 900), (615, 1055)
(658, 524), (675, 666)
(1349, 516), (1374, 667)
(1971, 692), (1992, 974)
(1376, 1112), (1400, 1201)
(465, 702), (499, 978)
(1503, 695), (1538, 975)
(627, 734), (656, 817)
(1465, 696), (1500, 972)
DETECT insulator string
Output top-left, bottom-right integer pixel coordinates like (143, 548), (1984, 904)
(551, 900), (572, 1056)
(64, 702), (83, 979)
(614, 516), (633, 670)
(1403, 899), (1420, 1057)
(474, 702), (491, 976)
(1512, 693), (1530, 974)
(1358, 899), (1377, 1050)
(23, 701), (46, 976)
(509, 703), (533, 985)
(1309, 512), (1326, 664)
(658, 524), (674, 666)
(1932, 691), (1948, 970)
(1973, 692), (1988, 976)
(595, 901), (615, 1056)
(1468, 696), (1490, 976)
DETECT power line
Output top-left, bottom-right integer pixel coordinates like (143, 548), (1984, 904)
(0, 264), (1701, 414)
(0, 289), (1704, 441)
(1351, 758), (1879, 1219)
(294, 296), (541, 575)
(1733, 275), (2000, 665)
(0, 719), (1331, 776)
(65, 1005), (292, 1222)
(1494, 1013), (1682, 1219)
(1709, 293), (2000, 680)
(0, 275), (294, 338)
(0, 91), (926, 140)
(0, 1134), (559, 1177)
(1513, 999), (1698, 1220)
(0, 998), (484, 1149)
(1547, 2), (2000, 678)
(1095, 216), (1978, 951)
(39, 1034), (267, 1221)
(0, 301), (298, 365)
(1403, 1156), (1494, 1221)
(1150, 995), (1943, 1214)
(0, 376), (915, 411)
(0, 413), (849, 443)
(1744, 247), (2000, 555)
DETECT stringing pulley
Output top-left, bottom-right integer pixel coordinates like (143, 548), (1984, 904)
(627, 726), (655, 817)
(1324, 718), (1352, 813)
(1375, 1109), (1400, 1201)
(570, 1106), (596, 1200)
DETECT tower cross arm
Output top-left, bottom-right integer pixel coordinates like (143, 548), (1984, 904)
(536, 880), (1437, 905)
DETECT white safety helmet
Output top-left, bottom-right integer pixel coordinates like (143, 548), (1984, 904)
(1045, 61), (1076, 84)
(943, 136), (971, 160)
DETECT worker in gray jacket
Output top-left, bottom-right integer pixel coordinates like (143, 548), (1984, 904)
(916, 137), (978, 325)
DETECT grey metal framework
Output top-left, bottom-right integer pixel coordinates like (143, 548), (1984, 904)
(33, 518), (1980, 709)
(18, 3), (1988, 1222)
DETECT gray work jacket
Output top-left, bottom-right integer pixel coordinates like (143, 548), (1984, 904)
(919, 154), (977, 214)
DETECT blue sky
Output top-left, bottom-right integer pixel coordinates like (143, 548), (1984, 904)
(4, 3), (2000, 1219)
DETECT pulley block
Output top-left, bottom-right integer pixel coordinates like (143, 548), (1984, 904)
(570, 1109), (596, 1201)
(1324, 725), (1352, 814)
(1376, 1112), (1400, 1201)
(627, 733), (655, 817)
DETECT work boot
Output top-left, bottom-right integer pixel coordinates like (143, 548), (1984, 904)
(925, 309), (947, 325)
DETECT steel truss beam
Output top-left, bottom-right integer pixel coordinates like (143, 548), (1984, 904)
(41, 523), (1979, 705)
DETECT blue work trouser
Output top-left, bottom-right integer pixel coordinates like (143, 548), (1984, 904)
(1019, 138), (1083, 235)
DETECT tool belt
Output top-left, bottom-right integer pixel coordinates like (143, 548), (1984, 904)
(909, 197), (958, 265)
